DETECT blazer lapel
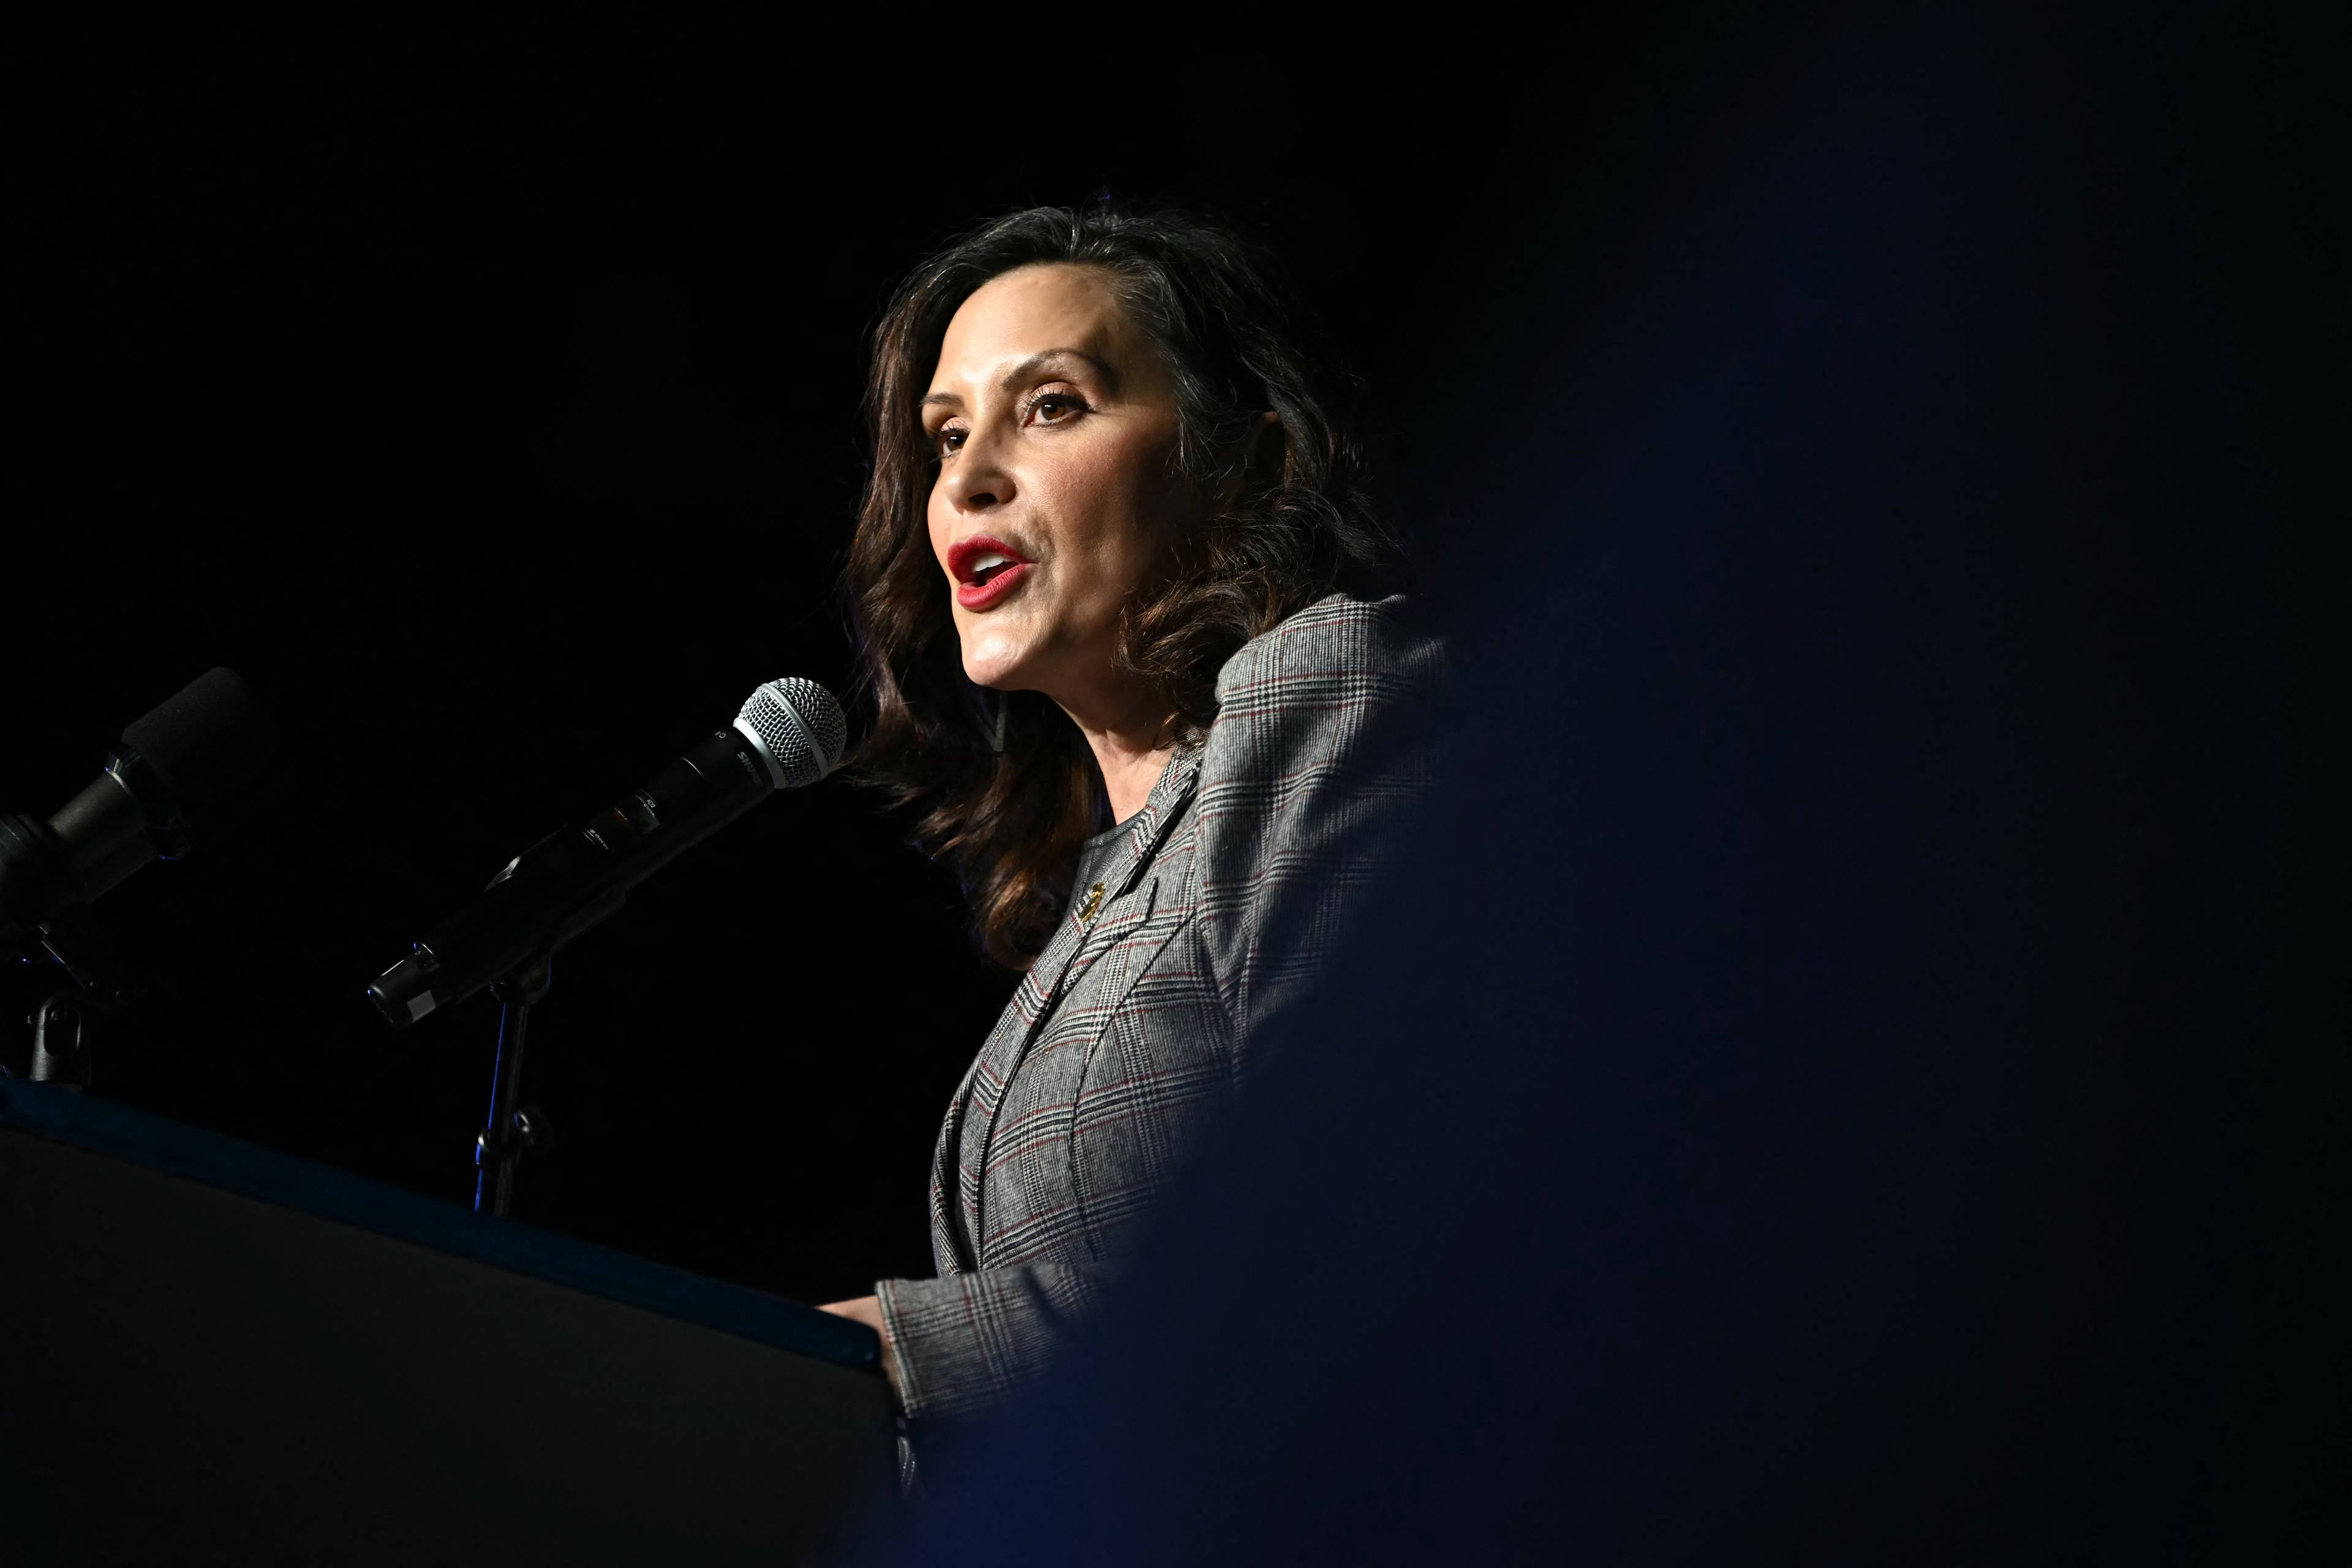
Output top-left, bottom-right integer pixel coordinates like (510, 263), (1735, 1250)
(1031, 748), (1202, 1003)
(962, 748), (1204, 1245)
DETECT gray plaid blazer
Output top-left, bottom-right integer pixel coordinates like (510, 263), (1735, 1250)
(875, 593), (1441, 1421)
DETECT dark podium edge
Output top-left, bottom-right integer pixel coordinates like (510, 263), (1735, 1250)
(0, 1076), (882, 1374)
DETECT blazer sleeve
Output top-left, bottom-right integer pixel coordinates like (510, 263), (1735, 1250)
(874, 1263), (1102, 1422)
(1193, 594), (1444, 1070)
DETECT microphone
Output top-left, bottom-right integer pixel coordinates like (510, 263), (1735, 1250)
(366, 677), (846, 1030)
(1, 667), (281, 945)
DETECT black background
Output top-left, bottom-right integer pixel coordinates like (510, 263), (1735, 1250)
(5, 13), (2342, 1551)
(5, 27), (1683, 1302)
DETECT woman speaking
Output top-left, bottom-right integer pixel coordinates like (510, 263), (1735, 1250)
(819, 206), (1440, 1427)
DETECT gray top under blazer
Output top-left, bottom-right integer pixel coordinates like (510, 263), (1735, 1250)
(875, 592), (1441, 1420)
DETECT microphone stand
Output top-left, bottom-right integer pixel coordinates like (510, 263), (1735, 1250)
(13, 905), (144, 1091)
(464, 872), (620, 1217)
(475, 952), (554, 1217)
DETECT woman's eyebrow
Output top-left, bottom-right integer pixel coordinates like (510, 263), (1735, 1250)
(998, 348), (1120, 394)
(921, 348), (1121, 413)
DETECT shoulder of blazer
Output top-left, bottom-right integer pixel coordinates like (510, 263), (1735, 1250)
(1189, 592), (1445, 1025)
(1207, 591), (1439, 727)
(1199, 591), (1442, 802)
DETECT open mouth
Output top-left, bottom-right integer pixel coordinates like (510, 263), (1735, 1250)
(948, 535), (1035, 609)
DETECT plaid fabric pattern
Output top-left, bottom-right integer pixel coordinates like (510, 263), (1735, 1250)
(875, 594), (1441, 1420)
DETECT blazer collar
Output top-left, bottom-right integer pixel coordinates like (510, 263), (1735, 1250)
(1098, 744), (1204, 900)
(1012, 742), (1203, 1026)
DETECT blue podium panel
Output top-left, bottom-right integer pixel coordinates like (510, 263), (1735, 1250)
(0, 1080), (895, 1566)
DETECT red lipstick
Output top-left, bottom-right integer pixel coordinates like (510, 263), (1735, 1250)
(948, 535), (1034, 611)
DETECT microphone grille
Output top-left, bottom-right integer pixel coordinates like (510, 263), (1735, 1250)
(735, 678), (846, 789)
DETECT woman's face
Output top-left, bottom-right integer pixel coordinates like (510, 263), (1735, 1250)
(922, 263), (1191, 711)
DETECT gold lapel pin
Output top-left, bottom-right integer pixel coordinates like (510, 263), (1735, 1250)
(1078, 882), (1106, 924)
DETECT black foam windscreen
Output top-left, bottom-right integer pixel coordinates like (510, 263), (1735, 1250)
(120, 667), (281, 813)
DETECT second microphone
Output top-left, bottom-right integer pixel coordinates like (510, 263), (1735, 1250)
(368, 677), (846, 1030)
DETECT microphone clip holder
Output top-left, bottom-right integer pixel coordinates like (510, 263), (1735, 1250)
(13, 903), (146, 1091)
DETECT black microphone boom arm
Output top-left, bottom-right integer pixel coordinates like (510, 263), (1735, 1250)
(368, 726), (771, 1029)
(365, 676), (844, 1030)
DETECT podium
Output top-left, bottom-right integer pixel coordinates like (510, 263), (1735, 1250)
(0, 1079), (896, 1564)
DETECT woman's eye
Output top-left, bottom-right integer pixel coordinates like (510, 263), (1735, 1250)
(932, 426), (966, 456)
(1027, 391), (1085, 424)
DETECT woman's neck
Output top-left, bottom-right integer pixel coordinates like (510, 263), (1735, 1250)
(1052, 680), (1175, 824)
(1088, 728), (1175, 824)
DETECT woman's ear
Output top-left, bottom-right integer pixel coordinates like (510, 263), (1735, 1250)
(1241, 410), (1288, 494)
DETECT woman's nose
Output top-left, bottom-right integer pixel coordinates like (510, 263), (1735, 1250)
(940, 428), (1014, 513)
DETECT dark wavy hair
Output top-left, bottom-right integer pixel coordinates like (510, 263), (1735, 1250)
(845, 205), (1402, 969)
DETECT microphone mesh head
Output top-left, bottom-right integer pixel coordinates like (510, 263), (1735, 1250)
(735, 678), (846, 789)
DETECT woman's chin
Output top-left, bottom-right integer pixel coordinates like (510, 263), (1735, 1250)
(959, 631), (1035, 691)
(962, 660), (1035, 693)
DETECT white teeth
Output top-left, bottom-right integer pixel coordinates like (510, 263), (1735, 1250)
(971, 552), (1010, 574)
